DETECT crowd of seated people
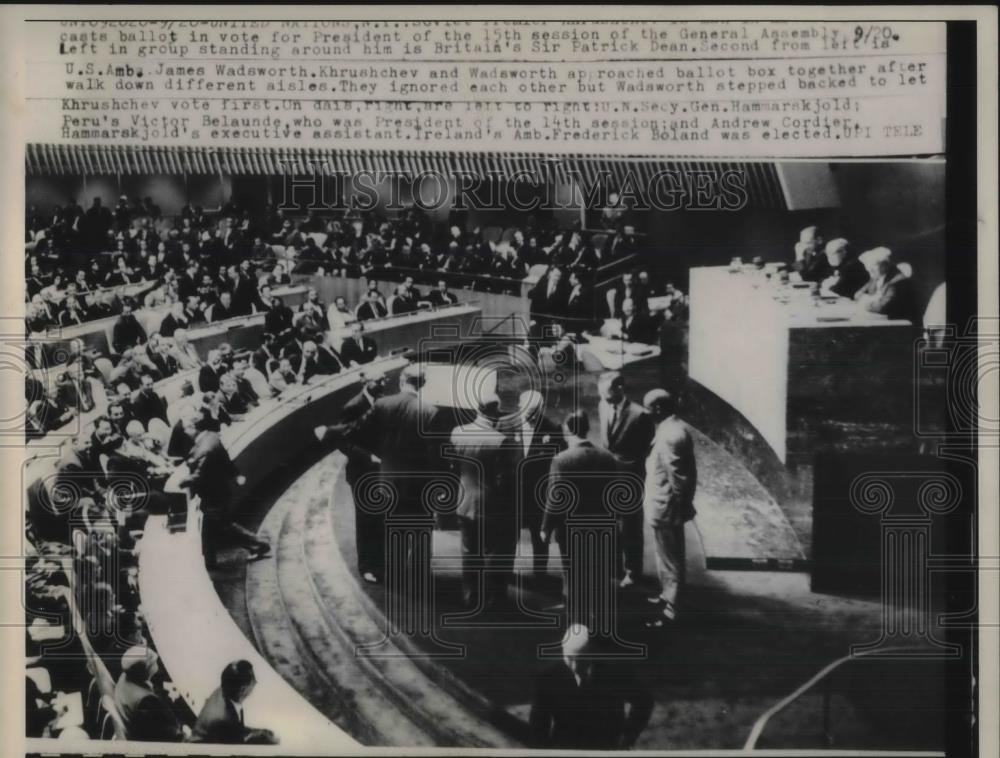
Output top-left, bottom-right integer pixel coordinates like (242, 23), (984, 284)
(527, 265), (689, 347)
(24, 265), (406, 738)
(25, 192), (643, 334)
(24, 420), (193, 740)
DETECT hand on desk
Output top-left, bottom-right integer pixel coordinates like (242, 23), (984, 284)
(245, 727), (279, 745)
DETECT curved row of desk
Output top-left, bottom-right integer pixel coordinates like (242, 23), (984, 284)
(25, 301), (483, 751)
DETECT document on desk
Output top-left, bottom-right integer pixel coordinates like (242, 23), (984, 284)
(0, 5), (996, 758)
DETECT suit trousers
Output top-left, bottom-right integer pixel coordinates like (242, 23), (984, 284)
(201, 509), (267, 568)
(618, 509), (645, 578)
(651, 521), (685, 608)
(351, 483), (386, 577)
(458, 516), (511, 608)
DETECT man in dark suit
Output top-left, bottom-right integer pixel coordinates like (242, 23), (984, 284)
(158, 301), (190, 338)
(356, 289), (388, 321)
(820, 238), (869, 299)
(292, 340), (342, 383)
(189, 660), (277, 744)
(198, 350), (227, 393)
(359, 364), (440, 518)
(316, 371), (387, 583)
(619, 298), (654, 344)
(112, 300), (147, 354)
(356, 365), (442, 615)
(207, 291), (238, 322)
(449, 394), (519, 609)
(564, 271), (594, 333)
(607, 272), (649, 319)
(597, 372), (655, 588)
(793, 225), (832, 282)
(540, 411), (619, 610)
(179, 419), (270, 568)
(529, 624), (652, 750)
(426, 279), (459, 307)
(513, 390), (565, 577)
(339, 322), (378, 367)
(129, 373), (169, 430)
(114, 646), (186, 742)
(528, 266), (570, 337)
(228, 266), (263, 316)
(261, 291), (294, 337)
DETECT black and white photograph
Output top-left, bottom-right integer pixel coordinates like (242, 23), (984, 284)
(3, 8), (997, 758)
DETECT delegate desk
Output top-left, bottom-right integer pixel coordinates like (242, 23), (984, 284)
(688, 266), (919, 465)
(35, 283), (309, 363)
(138, 305), (480, 748)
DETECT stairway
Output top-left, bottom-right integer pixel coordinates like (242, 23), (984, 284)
(245, 453), (523, 748)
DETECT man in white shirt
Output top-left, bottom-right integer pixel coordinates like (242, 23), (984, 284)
(642, 388), (697, 623)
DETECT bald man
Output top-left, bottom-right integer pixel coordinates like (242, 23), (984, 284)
(529, 624), (652, 749)
(643, 389), (697, 623)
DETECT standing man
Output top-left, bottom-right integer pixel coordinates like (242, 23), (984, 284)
(597, 372), (655, 589)
(315, 370), (387, 584)
(514, 390), (565, 579)
(357, 364), (442, 617)
(449, 394), (519, 610)
(180, 418), (271, 569)
(540, 411), (619, 618)
(528, 266), (569, 340)
(642, 389), (697, 624)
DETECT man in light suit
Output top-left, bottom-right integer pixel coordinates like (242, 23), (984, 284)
(642, 388), (697, 623)
(513, 390), (565, 578)
(597, 372), (655, 588)
(853, 246), (921, 324)
(114, 646), (187, 742)
(189, 660), (277, 744)
(449, 394), (519, 609)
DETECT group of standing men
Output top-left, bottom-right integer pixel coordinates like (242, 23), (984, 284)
(319, 364), (698, 626)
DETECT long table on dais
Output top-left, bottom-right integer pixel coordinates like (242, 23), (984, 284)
(689, 266), (919, 464)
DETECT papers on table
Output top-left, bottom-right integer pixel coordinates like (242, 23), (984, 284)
(51, 691), (84, 730)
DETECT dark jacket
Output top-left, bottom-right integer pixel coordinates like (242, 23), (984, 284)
(449, 422), (518, 523)
(339, 335), (377, 366)
(356, 300), (388, 322)
(184, 431), (240, 512)
(826, 257), (869, 299)
(129, 388), (169, 429)
(510, 415), (565, 530)
(113, 315), (148, 353)
(542, 440), (619, 534)
(188, 687), (249, 744)
(600, 400), (655, 475)
(529, 660), (653, 750)
(114, 675), (184, 742)
(359, 390), (441, 516)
